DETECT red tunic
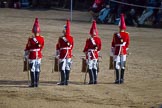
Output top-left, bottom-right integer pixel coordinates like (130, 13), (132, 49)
(25, 35), (44, 59)
(111, 31), (130, 55)
(57, 35), (74, 59)
(83, 36), (102, 59)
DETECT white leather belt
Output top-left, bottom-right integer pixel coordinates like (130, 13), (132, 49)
(30, 49), (40, 51)
(88, 49), (95, 52)
(60, 47), (71, 50)
(115, 42), (126, 47)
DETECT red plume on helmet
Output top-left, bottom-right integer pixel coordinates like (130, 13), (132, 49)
(65, 19), (70, 37)
(32, 18), (40, 33)
(89, 20), (98, 36)
(119, 13), (126, 30)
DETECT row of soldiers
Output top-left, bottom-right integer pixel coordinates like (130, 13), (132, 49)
(24, 14), (130, 87)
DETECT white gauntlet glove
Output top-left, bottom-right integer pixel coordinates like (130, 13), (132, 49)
(24, 51), (29, 59)
(55, 50), (60, 59)
(110, 47), (114, 56)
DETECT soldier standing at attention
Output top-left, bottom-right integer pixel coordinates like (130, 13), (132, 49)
(56, 20), (74, 85)
(111, 14), (130, 84)
(24, 18), (44, 87)
(83, 20), (102, 84)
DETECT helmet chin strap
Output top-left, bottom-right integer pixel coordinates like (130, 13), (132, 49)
(119, 29), (125, 32)
(33, 32), (40, 36)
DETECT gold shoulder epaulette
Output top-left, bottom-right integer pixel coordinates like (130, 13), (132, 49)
(113, 32), (118, 36)
(29, 35), (33, 38)
(125, 32), (129, 34)
(114, 32), (118, 35)
(87, 37), (90, 40)
(60, 36), (64, 38)
(58, 36), (63, 40)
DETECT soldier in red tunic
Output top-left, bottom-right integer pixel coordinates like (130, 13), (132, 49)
(83, 20), (102, 84)
(24, 18), (44, 87)
(55, 20), (74, 85)
(111, 14), (130, 84)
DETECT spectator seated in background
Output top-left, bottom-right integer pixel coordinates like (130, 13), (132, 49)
(89, 0), (104, 21)
(137, 0), (158, 26)
(153, 1), (162, 26)
(125, 0), (141, 26)
(97, 2), (111, 24)
(125, 8), (137, 26)
(114, 0), (130, 25)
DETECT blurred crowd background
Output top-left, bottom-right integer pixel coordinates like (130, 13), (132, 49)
(0, 0), (162, 28)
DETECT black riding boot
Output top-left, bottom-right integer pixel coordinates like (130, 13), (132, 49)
(115, 69), (120, 84)
(88, 69), (94, 84)
(29, 71), (34, 87)
(65, 70), (70, 85)
(120, 69), (125, 84)
(92, 69), (97, 84)
(57, 70), (66, 85)
(35, 72), (40, 87)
